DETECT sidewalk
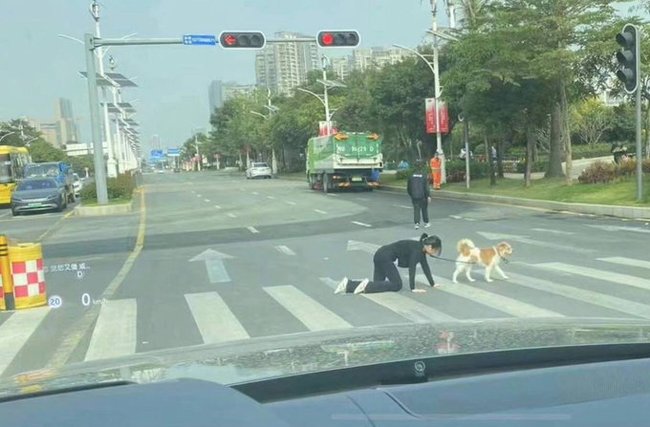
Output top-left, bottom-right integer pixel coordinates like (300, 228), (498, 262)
(379, 184), (650, 220)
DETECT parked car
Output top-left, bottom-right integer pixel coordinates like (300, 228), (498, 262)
(246, 162), (272, 179)
(11, 177), (67, 216)
(72, 173), (82, 197)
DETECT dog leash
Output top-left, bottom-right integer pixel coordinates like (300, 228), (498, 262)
(432, 255), (477, 265)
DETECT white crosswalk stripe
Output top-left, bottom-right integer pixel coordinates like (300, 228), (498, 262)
(362, 292), (458, 323)
(0, 307), (50, 375)
(85, 299), (137, 361)
(533, 262), (650, 291)
(418, 275), (563, 318)
(185, 292), (249, 343)
(275, 245), (296, 256)
(598, 257), (650, 270)
(264, 285), (351, 331)
(507, 272), (650, 319)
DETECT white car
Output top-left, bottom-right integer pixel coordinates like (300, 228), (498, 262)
(72, 173), (83, 196)
(246, 162), (273, 179)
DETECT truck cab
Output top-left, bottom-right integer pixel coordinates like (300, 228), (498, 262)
(24, 161), (76, 203)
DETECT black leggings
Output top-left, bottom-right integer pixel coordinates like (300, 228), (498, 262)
(346, 258), (403, 294)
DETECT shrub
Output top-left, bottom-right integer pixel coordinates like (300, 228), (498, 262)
(395, 167), (415, 180)
(615, 158), (650, 177)
(515, 160), (548, 173)
(445, 160), (490, 183)
(79, 174), (136, 203)
(578, 161), (617, 184)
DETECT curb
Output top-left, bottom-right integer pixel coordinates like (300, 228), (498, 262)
(379, 185), (650, 220)
(74, 200), (133, 217)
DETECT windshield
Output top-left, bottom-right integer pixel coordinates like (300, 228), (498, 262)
(2, 0), (650, 398)
(0, 154), (10, 184)
(24, 164), (59, 178)
(16, 179), (56, 191)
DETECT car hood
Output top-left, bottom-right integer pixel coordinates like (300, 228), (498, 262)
(3, 317), (650, 397)
(12, 189), (60, 200)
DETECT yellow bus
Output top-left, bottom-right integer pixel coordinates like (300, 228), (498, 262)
(0, 146), (31, 205)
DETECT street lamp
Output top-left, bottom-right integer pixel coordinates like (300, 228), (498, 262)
(0, 132), (15, 143)
(393, 42), (447, 183)
(192, 128), (204, 171)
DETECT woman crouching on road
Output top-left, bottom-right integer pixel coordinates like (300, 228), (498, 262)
(335, 233), (442, 295)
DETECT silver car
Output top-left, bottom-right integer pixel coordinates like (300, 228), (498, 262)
(246, 162), (272, 179)
(10, 177), (67, 216)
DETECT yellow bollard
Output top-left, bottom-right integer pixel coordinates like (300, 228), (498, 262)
(0, 235), (12, 310)
(7, 242), (47, 309)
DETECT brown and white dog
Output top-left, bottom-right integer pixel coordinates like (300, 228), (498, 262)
(452, 239), (513, 283)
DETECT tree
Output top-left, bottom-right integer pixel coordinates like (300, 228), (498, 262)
(29, 140), (68, 162)
(571, 98), (614, 146)
(0, 119), (42, 147)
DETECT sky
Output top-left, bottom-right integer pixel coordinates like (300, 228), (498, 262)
(0, 0), (437, 154)
(0, 1), (643, 155)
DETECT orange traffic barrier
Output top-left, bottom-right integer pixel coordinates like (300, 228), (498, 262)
(0, 236), (9, 310)
(1, 240), (47, 310)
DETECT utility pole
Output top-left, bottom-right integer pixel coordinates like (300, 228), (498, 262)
(90, 1), (118, 178)
(430, 0), (446, 183)
(322, 56), (332, 134)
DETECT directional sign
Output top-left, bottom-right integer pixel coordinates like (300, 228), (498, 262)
(182, 34), (217, 46)
(167, 148), (180, 157)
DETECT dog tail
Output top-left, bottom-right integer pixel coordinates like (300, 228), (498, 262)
(457, 239), (475, 256)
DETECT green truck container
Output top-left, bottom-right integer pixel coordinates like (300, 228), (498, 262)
(306, 131), (383, 193)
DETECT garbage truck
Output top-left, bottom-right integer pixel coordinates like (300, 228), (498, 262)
(306, 131), (383, 193)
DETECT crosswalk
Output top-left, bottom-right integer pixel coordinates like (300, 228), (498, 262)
(1, 253), (650, 377)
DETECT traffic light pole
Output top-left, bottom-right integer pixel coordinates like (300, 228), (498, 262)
(84, 34), (188, 205)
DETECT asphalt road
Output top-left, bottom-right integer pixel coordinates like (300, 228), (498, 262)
(1, 170), (650, 378)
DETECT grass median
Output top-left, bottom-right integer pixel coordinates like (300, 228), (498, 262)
(380, 174), (650, 207)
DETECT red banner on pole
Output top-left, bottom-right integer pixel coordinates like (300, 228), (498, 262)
(425, 98), (435, 134)
(425, 98), (450, 134)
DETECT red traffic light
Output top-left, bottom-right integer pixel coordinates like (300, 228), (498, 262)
(219, 31), (266, 49)
(317, 30), (360, 48)
(321, 32), (335, 46)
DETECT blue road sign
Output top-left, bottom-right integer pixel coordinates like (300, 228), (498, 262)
(167, 148), (181, 157)
(183, 34), (217, 46)
(151, 149), (163, 157)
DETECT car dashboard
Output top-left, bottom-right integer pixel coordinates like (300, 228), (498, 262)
(2, 343), (650, 426)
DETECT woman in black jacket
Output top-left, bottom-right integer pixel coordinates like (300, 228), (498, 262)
(335, 233), (442, 295)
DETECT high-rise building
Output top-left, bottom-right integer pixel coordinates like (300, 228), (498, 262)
(55, 98), (79, 146)
(208, 80), (257, 116)
(255, 32), (319, 95)
(208, 80), (224, 114)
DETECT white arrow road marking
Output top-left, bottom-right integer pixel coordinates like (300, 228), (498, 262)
(246, 226), (260, 234)
(189, 249), (234, 283)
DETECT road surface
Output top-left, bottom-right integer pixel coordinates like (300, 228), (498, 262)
(1, 170), (649, 378)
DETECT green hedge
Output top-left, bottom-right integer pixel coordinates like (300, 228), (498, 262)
(79, 174), (136, 202)
(445, 160), (490, 183)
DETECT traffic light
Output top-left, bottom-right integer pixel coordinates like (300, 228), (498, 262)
(317, 31), (360, 48)
(615, 24), (640, 94)
(219, 31), (266, 49)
